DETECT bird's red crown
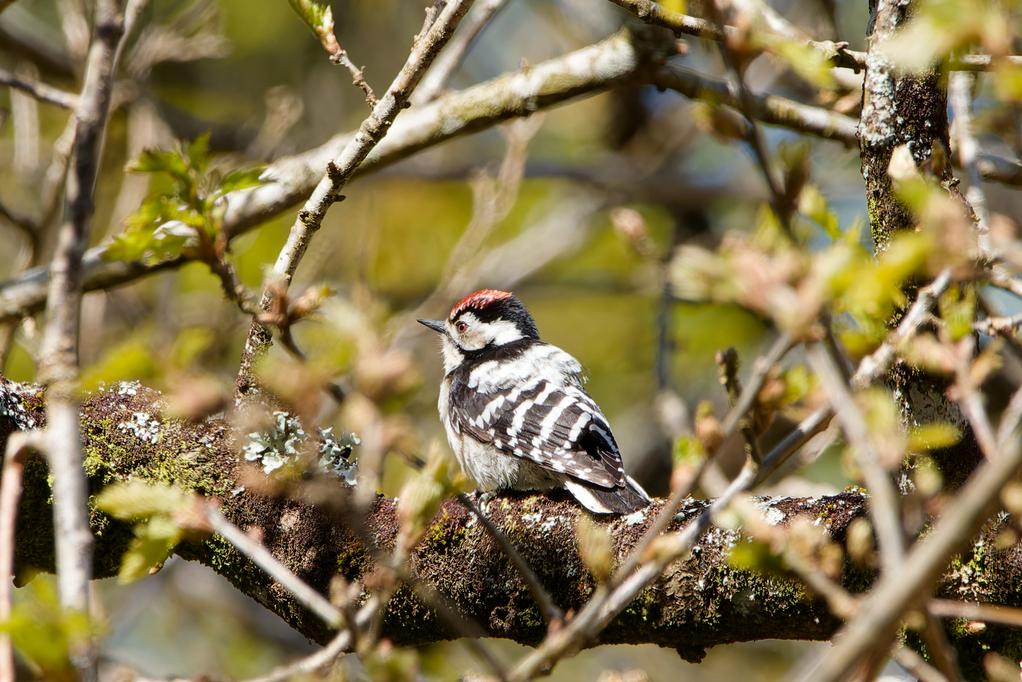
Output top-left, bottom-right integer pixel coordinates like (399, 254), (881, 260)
(450, 289), (514, 319)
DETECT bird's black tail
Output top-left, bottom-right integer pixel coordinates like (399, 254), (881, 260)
(564, 475), (652, 515)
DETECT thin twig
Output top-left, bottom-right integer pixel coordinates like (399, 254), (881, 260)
(793, 436), (1022, 682)
(331, 49), (377, 107)
(706, 0), (793, 238)
(892, 644), (952, 682)
(0, 431), (45, 682)
(0, 200), (37, 240)
(411, 0), (512, 105)
(34, 1), (128, 679)
(806, 343), (906, 568)
(929, 598), (1022, 628)
(920, 609), (965, 682)
(649, 65), (858, 147)
(506, 458), (760, 682)
(456, 492), (564, 625)
(853, 268), (953, 389)
(996, 381), (1022, 447)
(973, 311), (1022, 335)
(604, 0), (866, 71)
(0, 67), (81, 109)
(241, 596), (381, 682)
(235, 0), (475, 400)
(951, 337), (1000, 462)
(949, 71), (989, 233)
(717, 347), (765, 463)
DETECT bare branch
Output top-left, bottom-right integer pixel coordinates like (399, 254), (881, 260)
(242, 597), (382, 682)
(0, 66), (80, 109)
(605, 0), (866, 71)
(0, 28), (670, 324)
(928, 598), (1022, 628)
(0, 431), (45, 682)
(806, 343), (906, 568)
(893, 644), (952, 682)
(649, 65), (859, 147)
(411, 0), (512, 105)
(795, 439), (1022, 682)
(330, 49), (378, 108)
(236, 0), (475, 399)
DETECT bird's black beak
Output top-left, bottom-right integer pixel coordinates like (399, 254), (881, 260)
(417, 318), (447, 334)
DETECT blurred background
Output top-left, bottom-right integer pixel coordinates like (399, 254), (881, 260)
(0, 0), (931, 677)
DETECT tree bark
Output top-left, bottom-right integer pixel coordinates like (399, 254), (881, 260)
(2, 377), (1021, 671)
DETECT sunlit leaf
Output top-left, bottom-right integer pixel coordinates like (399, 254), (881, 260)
(95, 480), (193, 520)
(78, 338), (159, 393)
(729, 538), (784, 573)
(287, 0), (341, 54)
(130, 148), (190, 186)
(220, 167), (267, 195)
(799, 184), (841, 239)
(908, 423), (962, 451)
(768, 37), (836, 90)
(118, 533), (178, 583)
(187, 131), (212, 175)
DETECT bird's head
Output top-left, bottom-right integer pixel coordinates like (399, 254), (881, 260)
(418, 290), (539, 370)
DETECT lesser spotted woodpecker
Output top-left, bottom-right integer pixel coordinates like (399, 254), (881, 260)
(418, 290), (651, 514)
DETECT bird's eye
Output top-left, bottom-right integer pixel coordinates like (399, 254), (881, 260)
(456, 321), (468, 333)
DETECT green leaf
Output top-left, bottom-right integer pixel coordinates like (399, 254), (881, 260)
(187, 131), (212, 174)
(799, 184), (841, 239)
(1, 579), (95, 677)
(77, 338), (158, 393)
(118, 533), (178, 583)
(908, 423), (962, 451)
(768, 37), (836, 90)
(729, 539), (784, 573)
(95, 480), (193, 520)
(130, 148), (191, 186)
(220, 167), (267, 195)
(102, 230), (162, 263)
(287, 0), (340, 53)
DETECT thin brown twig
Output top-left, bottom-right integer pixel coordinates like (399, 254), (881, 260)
(330, 49), (378, 107)
(235, 0), (475, 400)
(974, 311), (1022, 335)
(241, 596), (381, 682)
(604, 0), (866, 71)
(892, 644), (951, 682)
(920, 609), (965, 682)
(456, 492), (564, 625)
(0, 200), (37, 239)
(0, 67), (81, 109)
(717, 347), (765, 463)
(0, 431), (45, 682)
(649, 65), (859, 147)
(612, 334), (792, 588)
(929, 598), (1022, 628)
(806, 343), (906, 568)
(706, 0), (793, 238)
(411, 0), (511, 105)
(794, 435), (1022, 682)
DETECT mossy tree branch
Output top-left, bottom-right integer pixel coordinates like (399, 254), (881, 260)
(2, 377), (1022, 670)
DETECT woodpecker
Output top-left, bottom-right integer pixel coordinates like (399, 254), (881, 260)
(418, 290), (651, 514)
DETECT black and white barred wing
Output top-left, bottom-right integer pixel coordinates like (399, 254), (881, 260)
(448, 345), (626, 489)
